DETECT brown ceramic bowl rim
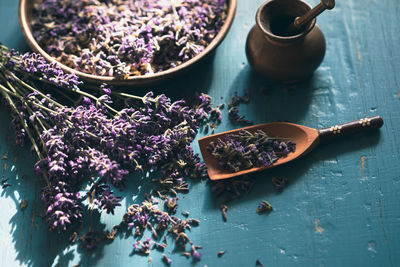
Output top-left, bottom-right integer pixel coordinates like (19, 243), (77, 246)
(256, 0), (316, 42)
(18, 0), (237, 86)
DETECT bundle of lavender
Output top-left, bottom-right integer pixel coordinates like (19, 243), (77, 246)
(0, 43), (217, 242)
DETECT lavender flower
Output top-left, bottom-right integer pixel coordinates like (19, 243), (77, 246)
(41, 182), (83, 231)
(133, 237), (152, 255)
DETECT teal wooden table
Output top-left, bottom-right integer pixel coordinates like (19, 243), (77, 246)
(1, 0), (399, 266)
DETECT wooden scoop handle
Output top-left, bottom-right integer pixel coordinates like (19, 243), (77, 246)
(318, 116), (383, 143)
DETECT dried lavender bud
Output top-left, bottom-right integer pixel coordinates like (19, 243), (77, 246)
(182, 252), (191, 258)
(210, 175), (255, 202)
(187, 219), (200, 226)
(20, 199), (28, 211)
(256, 259), (264, 266)
(227, 90), (252, 124)
(228, 107), (253, 124)
(218, 251), (226, 257)
(133, 238), (152, 255)
(79, 231), (105, 251)
(207, 130), (296, 173)
(192, 247), (202, 261)
(162, 254), (172, 265)
(181, 211), (190, 217)
(2, 183), (12, 188)
(271, 177), (288, 191)
(69, 232), (78, 243)
(165, 197), (178, 212)
(105, 225), (120, 240)
(32, 0), (228, 77)
(1, 177), (11, 189)
(256, 201), (273, 214)
(220, 204), (228, 222)
(153, 241), (167, 251)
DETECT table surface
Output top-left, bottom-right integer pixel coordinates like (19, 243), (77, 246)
(0, 0), (399, 266)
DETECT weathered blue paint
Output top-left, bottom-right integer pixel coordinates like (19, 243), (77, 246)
(0, 0), (399, 266)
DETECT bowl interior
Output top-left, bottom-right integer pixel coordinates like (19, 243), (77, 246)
(19, 0), (237, 86)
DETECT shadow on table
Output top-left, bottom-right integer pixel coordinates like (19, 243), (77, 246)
(4, 148), (158, 267)
(225, 66), (320, 125)
(206, 121), (382, 209)
(205, 67), (382, 208)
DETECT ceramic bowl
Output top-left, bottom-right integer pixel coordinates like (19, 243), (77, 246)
(19, 0), (237, 86)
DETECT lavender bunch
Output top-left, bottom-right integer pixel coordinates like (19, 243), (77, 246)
(32, 0), (228, 78)
(0, 44), (213, 233)
(206, 129), (296, 172)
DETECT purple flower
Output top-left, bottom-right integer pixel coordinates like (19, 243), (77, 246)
(41, 182), (83, 231)
(192, 249), (202, 261)
(162, 254), (172, 265)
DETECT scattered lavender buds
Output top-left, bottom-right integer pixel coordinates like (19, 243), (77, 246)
(210, 175), (255, 202)
(32, 0), (228, 78)
(256, 201), (273, 214)
(123, 196), (202, 261)
(105, 225), (120, 240)
(228, 90), (252, 124)
(207, 130), (296, 172)
(133, 238), (153, 255)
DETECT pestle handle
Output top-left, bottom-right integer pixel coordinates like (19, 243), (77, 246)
(318, 116), (383, 143)
(293, 0), (335, 29)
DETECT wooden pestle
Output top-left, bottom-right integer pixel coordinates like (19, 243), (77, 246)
(287, 0), (335, 34)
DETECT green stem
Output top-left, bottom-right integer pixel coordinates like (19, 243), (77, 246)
(113, 91), (156, 103)
(0, 83), (19, 98)
(7, 71), (64, 108)
(2, 92), (42, 159)
(72, 88), (120, 115)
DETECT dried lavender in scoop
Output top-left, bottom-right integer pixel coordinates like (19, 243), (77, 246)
(207, 129), (296, 172)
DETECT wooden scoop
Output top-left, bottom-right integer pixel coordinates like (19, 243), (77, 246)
(199, 116), (383, 180)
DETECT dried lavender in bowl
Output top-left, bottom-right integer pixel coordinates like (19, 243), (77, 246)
(206, 129), (296, 172)
(32, 0), (228, 78)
